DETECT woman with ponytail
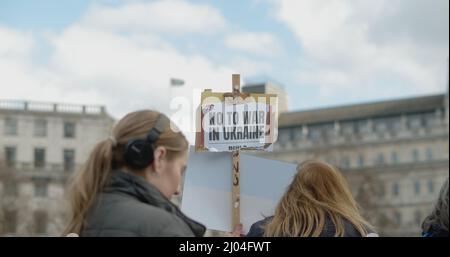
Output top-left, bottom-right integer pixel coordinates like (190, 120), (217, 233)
(63, 110), (205, 236)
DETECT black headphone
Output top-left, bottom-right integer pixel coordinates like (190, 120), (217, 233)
(123, 114), (168, 169)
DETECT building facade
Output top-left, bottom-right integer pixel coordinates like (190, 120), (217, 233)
(0, 100), (115, 236)
(0, 87), (448, 236)
(260, 94), (449, 236)
(242, 81), (289, 113)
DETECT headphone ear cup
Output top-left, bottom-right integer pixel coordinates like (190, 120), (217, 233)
(123, 139), (154, 169)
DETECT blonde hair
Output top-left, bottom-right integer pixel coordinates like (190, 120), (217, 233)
(63, 110), (188, 235)
(264, 160), (373, 237)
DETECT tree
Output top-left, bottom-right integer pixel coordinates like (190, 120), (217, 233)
(0, 157), (44, 236)
(351, 171), (400, 236)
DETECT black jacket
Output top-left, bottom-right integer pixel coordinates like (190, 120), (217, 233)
(81, 170), (206, 237)
(246, 216), (371, 237)
(422, 224), (449, 237)
(421, 178), (449, 237)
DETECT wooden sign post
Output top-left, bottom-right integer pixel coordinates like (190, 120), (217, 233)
(231, 74), (241, 229)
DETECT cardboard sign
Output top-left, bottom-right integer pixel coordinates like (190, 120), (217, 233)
(196, 91), (278, 152)
(181, 148), (297, 234)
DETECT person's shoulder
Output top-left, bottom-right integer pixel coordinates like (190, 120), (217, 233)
(342, 219), (378, 237)
(127, 201), (197, 236)
(134, 204), (195, 236)
(321, 216), (375, 237)
(96, 192), (161, 219)
(88, 193), (193, 236)
(422, 224), (449, 237)
(117, 197), (181, 223)
(247, 216), (272, 237)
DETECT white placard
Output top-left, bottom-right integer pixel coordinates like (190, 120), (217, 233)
(196, 91), (278, 152)
(203, 102), (269, 152)
(181, 147), (297, 234)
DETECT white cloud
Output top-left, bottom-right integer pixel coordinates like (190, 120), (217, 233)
(225, 32), (282, 57)
(275, 0), (449, 100)
(44, 24), (235, 116)
(0, 1), (277, 143)
(230, 57), (273, 77)
(82, 0), (227, 35)
(0, 26), (45, 101)
(0, 0), (236, 126)
(0, 27), (34, 57)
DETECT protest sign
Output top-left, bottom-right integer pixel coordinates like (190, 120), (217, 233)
(181, 148), (297, 234)
(196, 90), (278, 152)
(191, 74), (279, 229)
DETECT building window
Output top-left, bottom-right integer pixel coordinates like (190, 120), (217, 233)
(412, 149), (420, 162)
(277, 129), (289, 148)
(289, 128), (295, 141)
(414, 181), (421, 195)
(34, 180), (48, 197)
(64, 121), (76, 138)
(4, 117), (18, 136)
(374, 119), (388, 133)
(425, 148), (433, 161)
(391, 151), (399, 164)
(4, 210), (18, 234)
(4, 180), (18, 197)
(341, 122), (354, 135)
(428, 180), (434, 194)
(33, 119), (47, 137)
(325, 157), (336, 166)
(408, 114), (424, 129)
(340, 156), (350, 169)
(63, 149), (75, 171)
(34, 210), (48, 234)
(281, 129), (291, 142)
(308, 124), (333, 142)
(4, 146), (16, 168)
(393, 211), (402, 226)
(309, 128), (322, 141)
(392, 183), (400, 197)
(423, 112), (436, 128)
(377, 183), (385, 198)
(357, 154), (365, 168)
(294, 127), (304, 140)
(414, 210), (422, 226)
(34, 148), (46, 168)
(375, 153), (384, 166)
(353, 120), (364, 134)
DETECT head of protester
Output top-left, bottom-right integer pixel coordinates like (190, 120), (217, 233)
(247, 160), (376, 237)
(421, 178), (449, 237)
(63, 110), (205, 237)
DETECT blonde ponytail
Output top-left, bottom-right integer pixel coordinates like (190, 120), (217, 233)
(63, 139), (114, 235)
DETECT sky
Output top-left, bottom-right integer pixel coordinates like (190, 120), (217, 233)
(0, 0), (449, 122)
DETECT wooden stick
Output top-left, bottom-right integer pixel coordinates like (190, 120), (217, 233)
(231, 74), (241, 230)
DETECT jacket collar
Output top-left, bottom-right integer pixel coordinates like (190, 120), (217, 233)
(104, 169), (206, 237)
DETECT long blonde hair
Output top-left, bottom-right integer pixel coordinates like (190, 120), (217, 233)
(264, 160), (373, 237)
(63, 110), (188, 235)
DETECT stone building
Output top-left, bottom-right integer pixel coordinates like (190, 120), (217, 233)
(0, 100), (114, 236)
(256, 92), (449, 236)
(242, 81), (289, 113)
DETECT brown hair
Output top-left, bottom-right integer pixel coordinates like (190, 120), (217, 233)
(422, 178), (449, 233)
(264, 160), (373, 237)
(63, 110), (188, 235)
